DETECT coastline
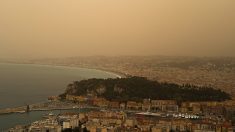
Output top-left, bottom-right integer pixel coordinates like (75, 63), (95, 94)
(0, 61), (126, 79)
(0, 62), (126, 111)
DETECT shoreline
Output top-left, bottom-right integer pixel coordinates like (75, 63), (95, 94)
(0, 62), (127, 111)
(0, 61), (126, 79)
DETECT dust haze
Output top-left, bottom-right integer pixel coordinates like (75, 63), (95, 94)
(0, 0), (235, 58)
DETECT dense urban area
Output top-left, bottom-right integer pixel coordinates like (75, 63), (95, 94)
(23, 56), (235, 97)
(1, 56), (235, 131)
(8, 93), (235, 132)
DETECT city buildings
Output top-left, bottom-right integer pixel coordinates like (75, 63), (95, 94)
(9, 96), (235, 132)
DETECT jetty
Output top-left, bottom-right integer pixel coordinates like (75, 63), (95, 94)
(0, 101), (80, 115)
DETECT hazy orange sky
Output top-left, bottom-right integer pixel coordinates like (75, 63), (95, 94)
(0, 0), (235, 58)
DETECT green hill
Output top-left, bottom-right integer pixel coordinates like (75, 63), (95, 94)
(61, 76), (231, 102)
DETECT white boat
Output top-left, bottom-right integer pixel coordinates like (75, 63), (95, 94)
(48, 112), (54, 116)
(17, 110), (26, 114)
(136, 112), (161, 116)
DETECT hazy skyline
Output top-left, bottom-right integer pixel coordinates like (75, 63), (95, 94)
(0, 0), (235, 58)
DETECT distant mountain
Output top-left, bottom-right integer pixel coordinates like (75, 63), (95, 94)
(61, 77), (231, 102)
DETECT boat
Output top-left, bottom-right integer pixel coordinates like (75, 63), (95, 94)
(17, 110), (26, 114)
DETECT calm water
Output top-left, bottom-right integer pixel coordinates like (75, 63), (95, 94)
(0, 108), (95, 130)
(0, 63), (118, 129)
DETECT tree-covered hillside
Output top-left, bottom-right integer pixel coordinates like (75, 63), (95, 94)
(61, 77), (231, 102)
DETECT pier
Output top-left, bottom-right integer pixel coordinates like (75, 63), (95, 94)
(0, 101), (81, 115)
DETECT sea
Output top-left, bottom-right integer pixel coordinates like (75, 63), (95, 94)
(0, 63), (118, 130)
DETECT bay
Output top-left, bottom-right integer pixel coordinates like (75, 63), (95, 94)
(0, 63), (118, 129)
